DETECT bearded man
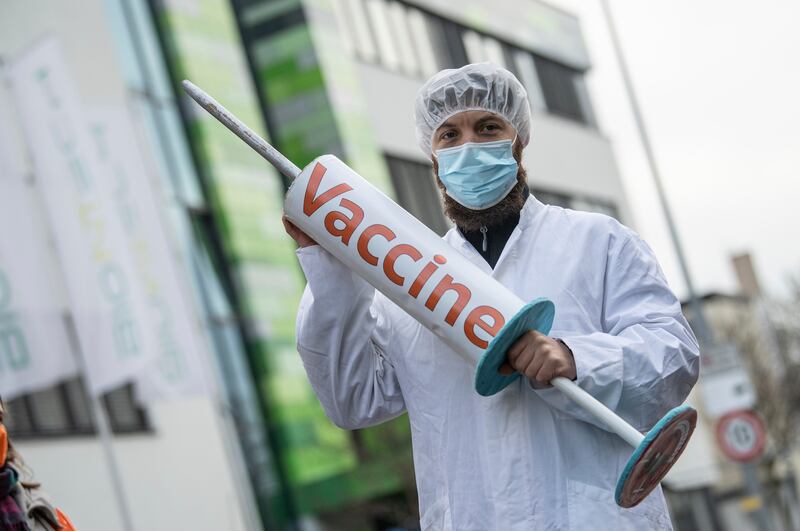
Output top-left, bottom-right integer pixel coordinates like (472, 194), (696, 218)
(283, 63), (698, 530)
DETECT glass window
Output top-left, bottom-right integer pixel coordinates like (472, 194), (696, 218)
(482, 37), (506, 69)
(571, 197), (619, 219)
(532, 188), (619, 220)
(534, 55), (586, 123)
(26, 386), (72, 434)
(4, 378), (148, 439)
(386, 2), (419, 76)
(423, 15), (468, 70)
(104, 0), (206, 208)
(385, 155), (450, 235)
(439, 19), (469, 68)
(104, 384), (148, 433)
(406, 8), (439, 76)
(63, 377), (94, 429)
(419, 15), (449, 71)
(3, 398), (33, 434)
(330, 0), (356, 55)
(463, 30), (487, 64)
(532, 188), (571, 209)
(501, 43), (520, 79)
(513, 51), (547, 112)
(344, 0), (379, 62)
(365, 0), (401, 71)
(573, 76), (597, 128)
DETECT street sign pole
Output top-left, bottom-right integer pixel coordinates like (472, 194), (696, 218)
(742, 463), (773, 531)
(599, 0), (713, 345)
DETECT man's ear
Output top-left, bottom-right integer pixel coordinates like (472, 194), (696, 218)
(512, 137), (525, 163)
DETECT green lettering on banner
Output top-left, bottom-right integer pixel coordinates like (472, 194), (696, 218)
(0, 269), (9, 309)
(98, 263), (141, 359)
(35, 67), (59, 108)
(151, 300), (185, 382)
(0, 269), (31, 372)
(67, 156), (91, 193)
(38, 62), (134, 362)
(89, 115), (189, 387)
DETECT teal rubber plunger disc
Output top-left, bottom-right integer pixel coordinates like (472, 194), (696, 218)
(474, 298), (555, 397)
(615, 404), (697, 508)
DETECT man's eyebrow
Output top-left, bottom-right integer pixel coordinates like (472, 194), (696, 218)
(438, 120), (456, 130)
(475, 115), (505, 126)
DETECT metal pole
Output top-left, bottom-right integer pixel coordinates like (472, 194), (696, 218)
(742, 462), (773, 531)
(598, 0), (713, 345)
(73, 335), (137, 531)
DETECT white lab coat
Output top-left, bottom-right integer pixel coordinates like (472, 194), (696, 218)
(295, 195), (699, 530)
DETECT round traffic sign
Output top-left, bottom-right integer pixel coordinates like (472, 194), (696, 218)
(716, 410), (767, 463)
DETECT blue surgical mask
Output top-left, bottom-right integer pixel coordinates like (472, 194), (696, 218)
(434, 138), (519, 210)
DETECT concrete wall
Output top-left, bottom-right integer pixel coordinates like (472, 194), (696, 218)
(15, 399), (248, 531)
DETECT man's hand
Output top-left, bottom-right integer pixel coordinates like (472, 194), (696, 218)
(499, 330), (576, 387)
(282, 215), (318, 248)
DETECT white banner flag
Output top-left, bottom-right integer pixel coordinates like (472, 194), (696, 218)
(8, 38), (158, 395)
(0, 108), (78, 399)
(86, 107), (209, 400)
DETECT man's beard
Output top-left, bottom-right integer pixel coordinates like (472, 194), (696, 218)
(433, 144), (529, 232)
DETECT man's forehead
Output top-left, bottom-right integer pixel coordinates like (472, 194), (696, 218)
(437, 111), (508, 130)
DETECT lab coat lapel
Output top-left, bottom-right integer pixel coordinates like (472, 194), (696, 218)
(444, 195), (544, 277)
(489, 196), (544, 277)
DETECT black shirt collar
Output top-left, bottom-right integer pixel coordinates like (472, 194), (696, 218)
(457, 187), (529, 269)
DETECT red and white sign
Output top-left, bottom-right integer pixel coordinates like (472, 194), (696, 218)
(715, 410), (766, 463)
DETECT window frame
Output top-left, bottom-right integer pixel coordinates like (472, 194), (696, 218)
(4, 378), (151, 441)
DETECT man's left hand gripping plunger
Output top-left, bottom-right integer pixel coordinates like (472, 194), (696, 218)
(500, 331), (577, 387)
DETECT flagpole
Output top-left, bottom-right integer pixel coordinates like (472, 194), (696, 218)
(598, 0), (714, 345)
(598, 4), (775, 530)
(65, 319), (136, 531)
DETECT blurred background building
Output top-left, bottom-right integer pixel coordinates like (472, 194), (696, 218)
(0, 0), (797, 530)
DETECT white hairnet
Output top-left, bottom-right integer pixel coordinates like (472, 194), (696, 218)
(414, 62), (532, 154)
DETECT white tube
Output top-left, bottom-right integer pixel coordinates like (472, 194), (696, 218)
(181, 80), (301, 181)
(552, 377), (644, 448)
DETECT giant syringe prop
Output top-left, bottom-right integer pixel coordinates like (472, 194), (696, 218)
(182, 80), (696, 508)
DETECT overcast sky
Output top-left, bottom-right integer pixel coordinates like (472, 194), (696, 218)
(550, 0), (800, 300)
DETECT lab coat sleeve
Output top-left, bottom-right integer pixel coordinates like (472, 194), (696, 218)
(533, 231), (700, 433)
(295, 245), (406, 430)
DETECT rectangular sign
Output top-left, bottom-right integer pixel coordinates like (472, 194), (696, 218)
(700, 366), (756, 419)
(699, 342), (756, 418)
(86, 106), (209, 400)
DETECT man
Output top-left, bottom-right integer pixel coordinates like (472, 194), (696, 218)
(283, 63), (699, 530)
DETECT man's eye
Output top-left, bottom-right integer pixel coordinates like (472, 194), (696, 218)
(481, 123), (500, 132)
(440, 130), (457, 140)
